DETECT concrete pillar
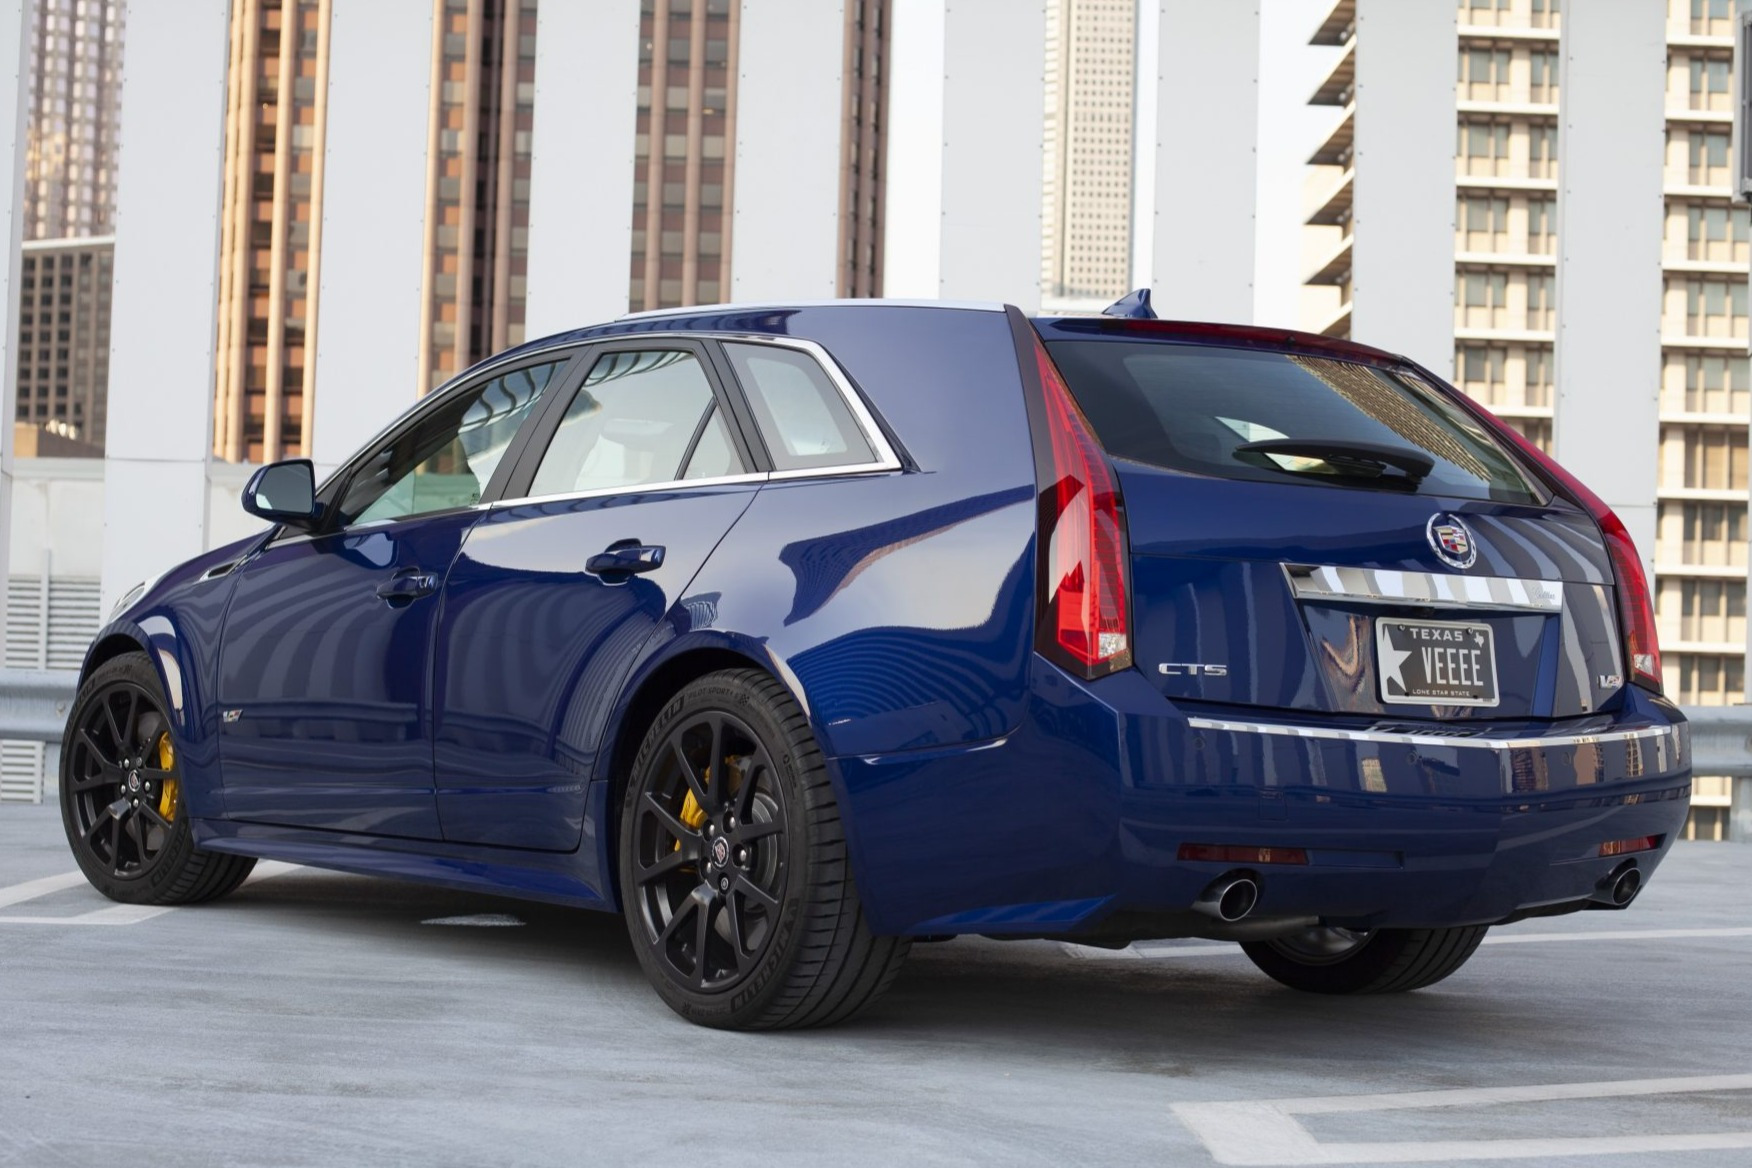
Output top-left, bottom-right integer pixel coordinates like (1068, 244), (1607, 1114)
(523, 0), (640, 334)
(1350, 0), (1455, 375)
(884, 0), (1045, 311)
(731, 0), (845, 302)
(309, 0), (435, 477)
(1150, 0), (1258, 322)
(100, 0), (229, 612)
(0, 0), (29, 643)
(1552, 0), (1665, 578)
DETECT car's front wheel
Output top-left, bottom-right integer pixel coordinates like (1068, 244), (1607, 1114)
(60, 653), (257, 905)
(1241, 924), (1488, 994)
(618, 669), (909, 1029)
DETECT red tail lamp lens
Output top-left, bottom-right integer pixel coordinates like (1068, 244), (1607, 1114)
(1030, 336), (1131, 677)
(1178, 844), (1309, 866)
(1599, 835), (1660, 858)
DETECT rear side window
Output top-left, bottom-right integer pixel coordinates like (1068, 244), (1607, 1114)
(1045, 341), (1541, 504)
(528, 349), (739, 497)
(723, 343), (875, 471)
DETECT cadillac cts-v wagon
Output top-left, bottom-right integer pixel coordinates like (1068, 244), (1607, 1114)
(62, 296), (1689, 1029)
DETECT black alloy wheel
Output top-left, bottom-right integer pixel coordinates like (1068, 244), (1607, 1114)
(619, 670), (909, 1029)
(60, 653), (256, 905)
(630, 709), (789, 993)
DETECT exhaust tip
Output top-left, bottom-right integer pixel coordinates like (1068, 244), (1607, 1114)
(1193, 874), (1260, 923)
(1592, 861), (1642, 908)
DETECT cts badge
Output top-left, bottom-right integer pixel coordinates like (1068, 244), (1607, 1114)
(1159, 662), (1227, 677)
(1426, 512), (1478, 570)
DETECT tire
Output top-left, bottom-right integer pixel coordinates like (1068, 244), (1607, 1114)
(1241, 924), (1488, 995)
(60, 652), (257, 905)
(618, 669), (909, 1030)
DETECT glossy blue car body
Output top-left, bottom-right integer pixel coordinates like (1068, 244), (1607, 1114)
(83, 301), (1691, 943)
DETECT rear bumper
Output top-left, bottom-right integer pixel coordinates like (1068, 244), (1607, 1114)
(833, 661), (1691, 937)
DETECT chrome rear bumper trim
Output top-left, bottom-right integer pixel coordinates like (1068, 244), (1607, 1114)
(1186, 715), (1681, 753)
(1284, 563), (1564, 613)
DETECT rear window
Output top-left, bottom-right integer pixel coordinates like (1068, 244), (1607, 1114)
(1045, 341), (1542, 504)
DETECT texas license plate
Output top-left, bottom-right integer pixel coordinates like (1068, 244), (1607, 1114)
(1375, 618), (1499, 707)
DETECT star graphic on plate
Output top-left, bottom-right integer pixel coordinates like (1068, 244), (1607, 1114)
(1379, 636), (1413, 696)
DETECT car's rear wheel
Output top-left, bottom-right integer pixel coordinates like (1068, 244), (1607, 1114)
(618, 669), (908, 1029)
(1241, 924), (1487, 994)
(60, 653), (256, 905)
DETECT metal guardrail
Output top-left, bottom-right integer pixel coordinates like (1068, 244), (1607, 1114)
(0, 669), (77, 742)
(0, 668), (1748, 837)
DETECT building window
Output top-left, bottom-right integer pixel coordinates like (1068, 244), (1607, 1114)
(1527, 122), (1558, 179)
(1457, 269), (1509, 328)
(1688, 129), (1731, 187)
(1678, 424), (1749, 490)
(1681, 353), (1750, 414)
(1530, 0), (1561, 31)
(1529, 50), (1559, 104)
(1528, 196), (1556, 254)
(1525, 345), (1552, 407)
(1668, 500), (1749, 567)
(1457, 194), (1509, 252)
(1661, 578), (1747, 646)
(1458, 46), (1511, 101)
(1460, 0), (1512, 27)
(1682, 275), (1748, 337)
(1686, 203), (1748, 262)
(1457, 119), (1511, 177)
(1688, 54), (1732, 112)
(1526, 272), (1555, 330)
(1671, 652), (1743, 705)
(1457, 343), (1507, 399)
(1691, 0), (1731, 37)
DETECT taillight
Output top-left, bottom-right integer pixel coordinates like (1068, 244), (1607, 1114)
(1457, 410), (1663, 694)
(1027, 333), (1132, 678)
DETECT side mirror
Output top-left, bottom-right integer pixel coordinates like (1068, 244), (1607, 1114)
(243, 459), (320, 525)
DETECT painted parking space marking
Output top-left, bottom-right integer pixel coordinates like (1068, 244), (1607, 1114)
(421, 913), (526, 927)
(0, 861), (303, 925)
(1061, 926), (1752, 962)
(1172, 1073), (1752, 1165)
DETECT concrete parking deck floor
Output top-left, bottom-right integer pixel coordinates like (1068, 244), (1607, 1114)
(2, 803), (1749, 1167)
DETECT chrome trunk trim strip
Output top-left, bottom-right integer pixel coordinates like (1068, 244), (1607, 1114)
(1186, 715), (1680, 753)
(1284, 563), (1564, 613)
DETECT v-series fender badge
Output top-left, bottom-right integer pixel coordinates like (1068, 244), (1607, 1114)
(1159, 662), (1228, 677)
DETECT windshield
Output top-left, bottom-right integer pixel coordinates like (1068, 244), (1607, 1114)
(1044, 341), (1542, 504)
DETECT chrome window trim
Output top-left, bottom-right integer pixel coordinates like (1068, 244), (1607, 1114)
(1283, 563), (1564, 614)
(488, 471), (771, 512)
(617, 298), (1006, 321)
(1186, 715), (1679, 753)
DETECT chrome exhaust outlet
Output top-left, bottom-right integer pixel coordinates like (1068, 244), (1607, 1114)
(1192, 873), (1260, 923)
(1590, 861), (1642, 909)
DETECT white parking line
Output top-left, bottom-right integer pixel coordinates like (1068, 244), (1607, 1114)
(0, 860), (304, 926)
(1172, 1073), (1752, 1165)
(1061, 926), (1752, 962)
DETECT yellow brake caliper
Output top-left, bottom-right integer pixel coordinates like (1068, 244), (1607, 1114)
(675, 767), (709, 852)
(155, 734), (180, 821)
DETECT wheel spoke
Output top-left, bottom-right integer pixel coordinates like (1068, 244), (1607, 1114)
(635, 849), (690, 886)
(725, 893), (748, 960)
(69, 768), (115, 794)
(136, 803), (174, 835)
(101, 697), (127, 758)
(671, 738), (712, 813)
(733, 760), (763, 820)
(121, 690), (141, 756)
(692, 895), (714, 986)
(732, 820), (782, 844)
(105, 816), (123, 868)
(654, 894), (699, 948)
(706, 716), (725, 808)
(734, 874), (780, 913)
(79, 728), (118, 769)
(124, 811), (149, 862)
(642, 791), (698, 848)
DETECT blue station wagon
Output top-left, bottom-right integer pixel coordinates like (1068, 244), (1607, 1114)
(62, 295), (1690, 1028)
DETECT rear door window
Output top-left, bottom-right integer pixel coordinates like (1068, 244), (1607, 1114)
(1045, 341), (1541, 504)
(722, 343), (875, 471)
(527, 348), (743, 497)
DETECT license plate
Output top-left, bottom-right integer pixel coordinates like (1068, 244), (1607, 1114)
(1376, 618), (1499, 707)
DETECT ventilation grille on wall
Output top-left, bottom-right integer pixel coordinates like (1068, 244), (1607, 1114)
(3, 575), (101, 803)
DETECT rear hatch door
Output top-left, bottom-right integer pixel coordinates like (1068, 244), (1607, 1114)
(1040, 325), (1622, 722)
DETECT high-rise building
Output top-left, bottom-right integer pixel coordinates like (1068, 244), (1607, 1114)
(1302, 0), (1748, 838)
(629, 0), (890, 311)
(23, 0), (124, 242)
(14, 237), (113, 450)
(1041, 0), (1135, 307)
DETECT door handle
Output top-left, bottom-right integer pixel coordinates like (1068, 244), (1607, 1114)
(586, 544), (665, 578)
(376, 570), (439, 604)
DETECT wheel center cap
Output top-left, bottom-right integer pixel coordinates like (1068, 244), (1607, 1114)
(127, 770), (141, 792)
(709, 836), (730, 868)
